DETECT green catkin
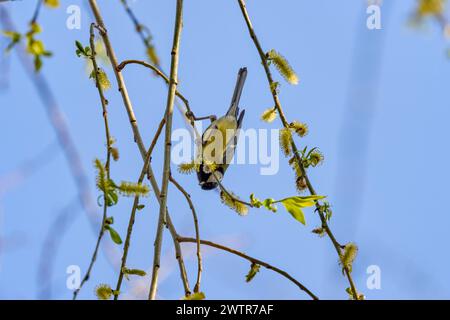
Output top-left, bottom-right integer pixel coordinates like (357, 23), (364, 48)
(117, 181), (150, 197)
(94, 159), (109, 192)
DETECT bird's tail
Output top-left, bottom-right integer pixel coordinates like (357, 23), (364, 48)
(226, 67), (247, 117)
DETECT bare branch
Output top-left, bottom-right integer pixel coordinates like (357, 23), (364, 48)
(177, 236), (318, 300)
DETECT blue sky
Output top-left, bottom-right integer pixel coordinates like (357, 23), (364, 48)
(1, 0), (450, 299)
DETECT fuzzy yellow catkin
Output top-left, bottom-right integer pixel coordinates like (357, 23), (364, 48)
(288, 156), (302, 177)
(418, 0), (444, 16)
(97, 69), (111, 91)
(267, 50), (299, 85)
(177, 161), (198, 174)
(309, 150), (324, 167)
(111, 147), (119, 161)
(146, 46), (160, 67)
(261, 107), (277, 123)
(290, 121), (308, 137)
(117, 181), (150, 197)
(44, 0), (60, 8)
(94, 159), (108, 192)
(279, 128), (293, 156)
(95, 284), (112, 300)
(296, 176), (307, 192)
(220, 191), (248, 216)
(341, 242), (358, 271)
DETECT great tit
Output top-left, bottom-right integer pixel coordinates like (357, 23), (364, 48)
(197, 67), (247, 190)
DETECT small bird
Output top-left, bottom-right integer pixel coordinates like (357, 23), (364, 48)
(197, 67), (247, 190)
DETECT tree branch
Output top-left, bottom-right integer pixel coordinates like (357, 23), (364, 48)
(169, 175), (202, 293)
(72, 23), (114, 300)
(114, 118), (165, 300)
(87, 0), (191, 298)
(148, 0), (184, 300)
(236, 0), (359, 299)
(177, 236), (318, 300)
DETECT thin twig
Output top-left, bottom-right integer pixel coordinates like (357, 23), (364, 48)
(117, 60), (216, 126)
(73, 23), (113, 300)
(113, 117), (165, 300)
(87, 0), (191, 297)
(148, 0), (184, 300)
(117, 0), (208, 133)
(212, 172), (253, 207)
(177, 236), (318, 300)
(236, 0), (359, 299)
(169, 175), (202, 293)
(30, 0), (43, 25)
(117, 60), (190, 114)
(119, 0), (156, 59)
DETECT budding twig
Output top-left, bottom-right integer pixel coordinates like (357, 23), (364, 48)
(88, 0), (191, 298)
(72, 23), (113, 300)
(236, 0), (359, 299)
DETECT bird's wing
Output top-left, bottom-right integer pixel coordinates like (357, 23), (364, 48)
(221, 109), (245, 171)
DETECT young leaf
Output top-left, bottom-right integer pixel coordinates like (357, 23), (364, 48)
(262, 198), (277, 212)
(183, 292), (206, 300)
(281, 198), (306, 225)
(279, 195), (326, 225)
(245, 263), (261, 283)
(105, 225), (122, 245)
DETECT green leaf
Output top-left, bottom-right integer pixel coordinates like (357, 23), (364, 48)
(105, 189), (119, 207)
(2, 30), (21, 42)
(34, 55), (42, 72)
(245, 263), (260, 283)
(105, 226), (122, 245)
(281, 199), (306, 225)
(249, 193), (263, 208)
(75, 40), (84, 54)
(280, 195), (325, 225)
(136, 204), (145, 211)
(183, 292), (205, 300)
